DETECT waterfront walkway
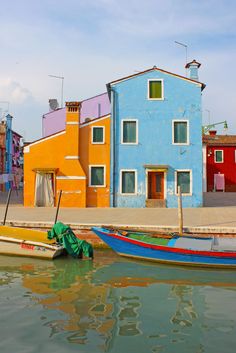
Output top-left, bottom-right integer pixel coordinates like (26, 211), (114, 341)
(1, 205), (236, 234)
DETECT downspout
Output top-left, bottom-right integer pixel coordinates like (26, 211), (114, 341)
(109, 86), (116, 207)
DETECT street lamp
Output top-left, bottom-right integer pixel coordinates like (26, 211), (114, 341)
(174, 41), (188, 76)
(48, 75), (64, 108)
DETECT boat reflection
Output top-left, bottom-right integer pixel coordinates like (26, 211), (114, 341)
(1, 251), (236, 352)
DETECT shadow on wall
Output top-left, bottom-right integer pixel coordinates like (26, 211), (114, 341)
(203, 192), (236, 207)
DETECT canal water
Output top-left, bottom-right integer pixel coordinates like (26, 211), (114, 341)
(1, 250), (236, 353)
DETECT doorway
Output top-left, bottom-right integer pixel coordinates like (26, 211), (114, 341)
(148, 172), (164, 199)
(34, 172), (54, 207)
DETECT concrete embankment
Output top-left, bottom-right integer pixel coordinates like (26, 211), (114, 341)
(1, 206), (236, 247)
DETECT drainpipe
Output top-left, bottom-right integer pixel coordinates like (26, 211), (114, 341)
(109, 86), (116, 207)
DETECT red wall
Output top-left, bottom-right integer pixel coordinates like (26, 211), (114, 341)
(207, 146), (236, 191)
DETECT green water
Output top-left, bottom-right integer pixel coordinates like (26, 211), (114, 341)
(1, 250), (236, 353)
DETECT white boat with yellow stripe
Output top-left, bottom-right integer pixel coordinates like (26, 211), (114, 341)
(0, 225), (64, 259)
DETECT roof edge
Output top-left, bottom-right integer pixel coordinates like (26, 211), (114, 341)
(108, 66), (206, 90)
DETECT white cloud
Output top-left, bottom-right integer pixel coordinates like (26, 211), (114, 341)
(0, 79), (33, 104)
(0, 0), (236, 139)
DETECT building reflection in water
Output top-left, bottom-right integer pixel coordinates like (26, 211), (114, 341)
(1, 253), (236, 353)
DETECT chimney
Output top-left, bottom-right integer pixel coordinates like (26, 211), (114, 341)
(65, 101), (81, 158)
(209, 130), (217, 136)
(185, 59), (201, 81)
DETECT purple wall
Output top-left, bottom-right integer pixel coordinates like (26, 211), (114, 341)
(80, 92), (110, 124)
(42, 108), (66, 137)
(42, 92), (110, 137)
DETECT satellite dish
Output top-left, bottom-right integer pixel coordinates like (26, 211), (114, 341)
(49, 99), (59, 111)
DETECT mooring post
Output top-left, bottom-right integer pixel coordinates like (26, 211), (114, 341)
(54, 190), (62, 224)
(178, 186), (183, 236)
(3, 188), (12, 225)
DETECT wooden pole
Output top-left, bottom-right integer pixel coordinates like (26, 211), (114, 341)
(54, 190), (62, 224)
(178, 186), (183, 236)
(13, 174), (18, 196)
(3, 188), (12, 225)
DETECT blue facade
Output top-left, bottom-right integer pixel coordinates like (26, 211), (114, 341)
(109, 67), (204, 208)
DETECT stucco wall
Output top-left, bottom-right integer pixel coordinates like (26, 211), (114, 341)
(110, 70), (203, 208)
(206, 145), (236, 192)
(42, 93), (110, 137)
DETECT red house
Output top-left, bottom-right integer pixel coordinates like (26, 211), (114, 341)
(203, 131), (236, 192)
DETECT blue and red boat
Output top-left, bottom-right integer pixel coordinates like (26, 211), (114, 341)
(92, 227), (236, 268)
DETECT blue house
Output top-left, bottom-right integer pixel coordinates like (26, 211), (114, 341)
(107, 60), (205, 208)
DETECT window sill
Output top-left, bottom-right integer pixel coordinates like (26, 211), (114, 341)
(88, 185), (106, 188)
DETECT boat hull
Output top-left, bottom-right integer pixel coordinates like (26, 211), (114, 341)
(0, 237), (64, 260)
(92, 227), (236, 268)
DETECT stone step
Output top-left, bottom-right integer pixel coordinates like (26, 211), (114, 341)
(145, 199), (166, 208)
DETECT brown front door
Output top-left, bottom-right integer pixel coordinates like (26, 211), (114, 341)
(148, 172), (164, 199)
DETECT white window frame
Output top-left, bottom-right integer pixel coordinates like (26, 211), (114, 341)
(214, 150), (224, 163)
(91, 126), (105, 144)
(121, 119), (138, 145)
(175, 169), (192, 196)
(89, 165), (106, 187)
(172, 120), (189, 145)
(120, 169), (137, 195)
(147, 79), (164, 100)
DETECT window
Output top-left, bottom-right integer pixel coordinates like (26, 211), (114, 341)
(120, 170), (137, 194)
(92, 126), (104, 144)
(173, 121), (189, 144)
(89, 166), (105, 187)
(176, 170), (191, 195)
(214, 150), (223, 163)
(121, 120), (138, 144)
(148, 79), (163, 100)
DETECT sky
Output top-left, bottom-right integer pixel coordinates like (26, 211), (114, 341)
(0, 0), (235, 141)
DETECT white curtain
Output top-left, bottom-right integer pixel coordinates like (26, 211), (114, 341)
(34, 173), (54, 207)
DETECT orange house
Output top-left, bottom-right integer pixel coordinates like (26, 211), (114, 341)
(24, 102), (110, 207)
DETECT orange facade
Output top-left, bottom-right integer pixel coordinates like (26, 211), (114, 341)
(24, 102), (110, 207)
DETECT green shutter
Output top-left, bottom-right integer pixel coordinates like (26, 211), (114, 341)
(91, 167), (104, 186)
(122, 171), (135, 193)
(177, 172), (190, 194)
(149, 81), (162, 99)
(174, 122), (187, 143)
(93, 127), (103, 143)
(123, 121), (136, 143)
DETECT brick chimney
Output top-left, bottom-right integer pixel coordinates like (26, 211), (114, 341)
(209, 130), (217, 136)
(65, 101), (80, 158)
(185, 59), (201, 81)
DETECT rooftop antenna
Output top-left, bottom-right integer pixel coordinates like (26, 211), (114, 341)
(174, 41), (188, 76)
(48, 75), (64, 108)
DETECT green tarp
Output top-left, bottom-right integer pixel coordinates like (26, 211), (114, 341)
(47, 222), (93, 259)
(127, 232), (169, 246)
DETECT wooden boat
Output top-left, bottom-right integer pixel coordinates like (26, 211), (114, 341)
(0, 225), (64, 259)
(92, 227), (236, 268)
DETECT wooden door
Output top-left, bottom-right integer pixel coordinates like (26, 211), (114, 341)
(148, 172), (164, 199)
